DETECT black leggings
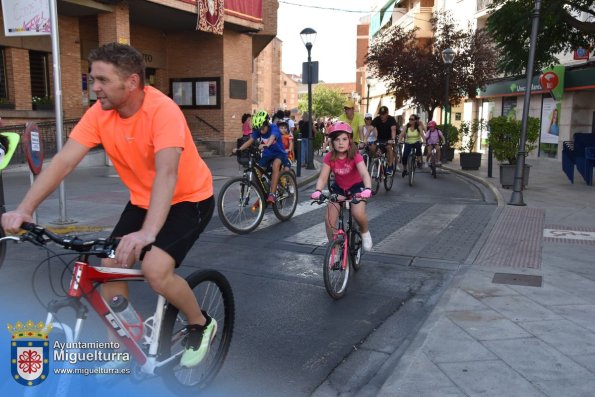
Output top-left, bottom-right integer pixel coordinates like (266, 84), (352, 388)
(402, 142), (422, 166)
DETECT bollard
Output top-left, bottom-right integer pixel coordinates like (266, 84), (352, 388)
(487, 145), (493, 178)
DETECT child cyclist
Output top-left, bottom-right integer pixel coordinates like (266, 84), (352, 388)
(311, 121), (373, 251)
(424, 120), (444, 165)
(233, 109), (290, 204)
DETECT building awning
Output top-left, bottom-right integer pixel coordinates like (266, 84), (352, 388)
(370, 0), (395, 37)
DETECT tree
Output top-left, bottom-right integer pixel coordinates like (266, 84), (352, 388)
(366, 11), (497, 120)
(487, 0), (595, 75)
(298, 85), (346, 118)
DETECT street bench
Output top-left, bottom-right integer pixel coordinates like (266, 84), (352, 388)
(562, 132), (595, 186)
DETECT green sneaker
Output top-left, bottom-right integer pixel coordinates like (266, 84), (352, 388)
(180, 312), (217, 368)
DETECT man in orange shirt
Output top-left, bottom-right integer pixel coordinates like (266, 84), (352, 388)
(1, 43), (215, 368)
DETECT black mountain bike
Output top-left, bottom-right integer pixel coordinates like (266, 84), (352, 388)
(217, 146), (298, 234)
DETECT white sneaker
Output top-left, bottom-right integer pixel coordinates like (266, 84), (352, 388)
(362, 231), (373, 252)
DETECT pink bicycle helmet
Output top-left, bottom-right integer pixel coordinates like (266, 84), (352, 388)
(327, 121), (353, 138)
(427, 120), (437, 128)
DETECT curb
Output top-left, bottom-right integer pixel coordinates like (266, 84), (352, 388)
(443, 164), (505, 207)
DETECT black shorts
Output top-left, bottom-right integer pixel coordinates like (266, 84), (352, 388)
(110, 196), (214, 267)
(330, 182), (365, 197)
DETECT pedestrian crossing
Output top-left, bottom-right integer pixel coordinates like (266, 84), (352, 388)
(210, 200), (494, 262)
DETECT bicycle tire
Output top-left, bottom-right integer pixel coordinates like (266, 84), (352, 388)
(161, 269), (235, 393)
(430, 149), (437, 178)
(0, 226), (6, 269)
(408, 155), (415, 187)
(370, 160), (380, 195)
(350, 230), (362, 272)
(323, 236), (351, 300)
(273, 170), (298, 221)
(217, 177), (265, 234)
(384, 158), (395, 191)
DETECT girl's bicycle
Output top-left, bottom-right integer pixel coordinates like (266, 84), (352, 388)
(311, 193), (364, 300)
(428, 145), (439, 178)
(1, 223), (234, 394)
(217, 146), (298, 234)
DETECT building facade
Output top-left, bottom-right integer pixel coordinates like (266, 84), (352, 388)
(0, 0), (279, 154)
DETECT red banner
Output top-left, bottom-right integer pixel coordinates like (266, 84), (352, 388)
(196, 0), (224, 35)
(224, 0), (263, 23)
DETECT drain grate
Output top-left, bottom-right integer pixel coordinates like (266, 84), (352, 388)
(492, 273), (543, 287)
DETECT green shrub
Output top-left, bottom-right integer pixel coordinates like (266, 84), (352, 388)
(459, 119), (486, 153)
(437, 124), (460, 148)
(487, 116), (540, 165)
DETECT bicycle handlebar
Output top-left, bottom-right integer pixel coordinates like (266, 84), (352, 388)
(310, 193), (364, 206)
(19, 222), (117, 258)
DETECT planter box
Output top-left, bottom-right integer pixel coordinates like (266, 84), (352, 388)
(441, 146), (455, 162)
(33, 103), (54, 111)
(499, 164), (531, 189)
(460, 152), (482, 170)
(0, 103), (15, 110)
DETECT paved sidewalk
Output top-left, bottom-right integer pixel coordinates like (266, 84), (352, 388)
(379, 154), (595, 396)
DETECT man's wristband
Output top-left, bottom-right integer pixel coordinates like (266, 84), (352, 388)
(364, 187), (371, 190)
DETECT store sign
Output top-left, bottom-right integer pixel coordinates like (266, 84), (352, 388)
(539, 72), (559, 91)
(573, 47), (590, 60)
(1, 0), (51, 36)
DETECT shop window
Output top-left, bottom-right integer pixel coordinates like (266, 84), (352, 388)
(170, 77), (220, 109)
(29, 51), (51, 99)
(0, 48), (7, 100)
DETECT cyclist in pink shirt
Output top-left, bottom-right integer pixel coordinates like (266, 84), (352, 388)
(424, 120), (445, 165)
(311, 122), (373, 251)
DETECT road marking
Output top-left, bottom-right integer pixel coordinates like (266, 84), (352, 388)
(210, 200), (322, 236)
(543, 229), (595, 241)
(373, 204), (465, 256)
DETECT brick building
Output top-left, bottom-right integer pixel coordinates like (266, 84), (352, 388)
(0, 0), (279, 154)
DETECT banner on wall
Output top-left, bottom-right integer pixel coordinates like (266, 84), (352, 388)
(540, 97), (560, 144)
(1, 0), (51, 36)
(196, 0), (224, 35)
(225, 0), (263, 23)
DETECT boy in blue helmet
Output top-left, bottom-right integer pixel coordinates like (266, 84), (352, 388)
(233, 110), (290, 204)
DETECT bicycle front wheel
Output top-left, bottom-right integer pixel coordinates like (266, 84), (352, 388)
(370, 159), (380, 195)
(350, 230), (362, 272)
(408, 155), (416, 186)
(217, 177), (265, 234)
(323, 236), (351, 300)
(0, 226), (6, 269)
(161, 270), (235, 393)
(273, 170), (298, 221)
(384, 159), (395, 191)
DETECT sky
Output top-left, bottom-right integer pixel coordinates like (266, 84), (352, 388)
(276, 0), (378, 84)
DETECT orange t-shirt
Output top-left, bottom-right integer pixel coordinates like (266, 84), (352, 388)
(70, 86), (213, 208)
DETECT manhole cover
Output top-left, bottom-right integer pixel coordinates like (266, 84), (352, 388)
(492, 273), (542, 287)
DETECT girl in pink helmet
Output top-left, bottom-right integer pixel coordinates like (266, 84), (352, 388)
(311, 121), (373, 251)
(424, 120), (445, 165)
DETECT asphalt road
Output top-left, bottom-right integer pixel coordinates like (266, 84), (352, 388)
(0, 166), (497, 397)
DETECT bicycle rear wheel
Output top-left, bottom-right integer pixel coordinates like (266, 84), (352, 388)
(408, 155), (416, 186)
(161, 269), (235, 393)
(273, 170), (298, 221)
(217, 177), (265, 234)
(369, 159), (380, 195)
(323, 236), (351, 300)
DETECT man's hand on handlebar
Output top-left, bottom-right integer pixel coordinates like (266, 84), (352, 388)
(1, 210), (33, 234)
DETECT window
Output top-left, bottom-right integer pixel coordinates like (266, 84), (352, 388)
(29, 51), (51, 98)
(170, 77), (220, 109)
(0, 47), (7, 99)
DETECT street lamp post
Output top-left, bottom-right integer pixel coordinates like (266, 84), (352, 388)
(300, 27), (317, 170)
(441, 48), (455, 156)
(509, 0), (542, 206)
(366, 76), (373, 113)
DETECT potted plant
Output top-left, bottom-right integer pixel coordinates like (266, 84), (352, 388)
(459, 119), (485, 170)
(0, 97), (15, 109)
(487, 116), (540, 188)
(437, 124), (459, 162)
(32, 96), (53, 110)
